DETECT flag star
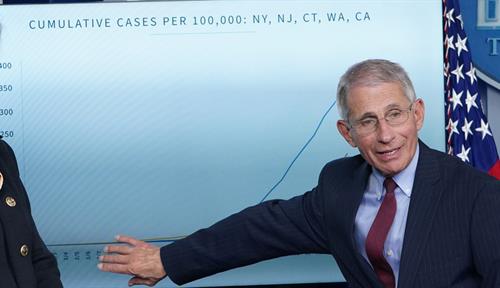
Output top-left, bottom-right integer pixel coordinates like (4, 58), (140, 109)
(447, 118), (459, 142)
(465, 63), (477, 84)
(456, 14), (464, 29)
(444, 62), (450, 77)
(450, 88), (463, 110)
(451, 64), (465, 83)
(445, 35), (455, 52)
(465, 90), (479, 113)
(446, 8), (455, 28)
(475, 119), (493, 140)
(455, 35), (469, 57)
(461, 118), (474, 141)
(457, 145), (471, 163)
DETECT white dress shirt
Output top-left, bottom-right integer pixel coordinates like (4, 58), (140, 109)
(353, 144), (419, 287)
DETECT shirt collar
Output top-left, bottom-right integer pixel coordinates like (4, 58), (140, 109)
(372, 143), (419, 198)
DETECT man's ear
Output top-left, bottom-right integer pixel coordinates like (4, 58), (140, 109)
(413, 98), (425, 131)
(337, 120), (357, 147)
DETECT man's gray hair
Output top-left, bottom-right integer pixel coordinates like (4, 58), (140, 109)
(336, 59), (416, 120)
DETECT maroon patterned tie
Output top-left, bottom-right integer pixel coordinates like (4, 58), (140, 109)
(365, 177), (397, 288)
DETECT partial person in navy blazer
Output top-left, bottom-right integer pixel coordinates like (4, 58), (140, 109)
(98, 59), (500, 288)
(0, 138), (63, 288)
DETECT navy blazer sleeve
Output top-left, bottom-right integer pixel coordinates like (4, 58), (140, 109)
(470, 178), (500, 286)
(161, 165), (334, 285)
(0, 140), (63, 288)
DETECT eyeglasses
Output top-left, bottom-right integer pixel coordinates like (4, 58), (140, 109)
(347, 103), (414, 136)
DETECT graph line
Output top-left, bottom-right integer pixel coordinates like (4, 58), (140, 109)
(46, 236), (185, 247)
(47, 100), (338, 248)
(259, 100), (337, 203)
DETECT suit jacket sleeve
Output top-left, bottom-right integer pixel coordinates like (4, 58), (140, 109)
(470, 178), (500, 287)
(0, 140), (63, 288)
(160, 165), (334, 285)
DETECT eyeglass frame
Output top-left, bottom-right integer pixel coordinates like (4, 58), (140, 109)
(345, 102), (415, 136)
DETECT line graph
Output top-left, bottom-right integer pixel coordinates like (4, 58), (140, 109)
(3, 1), (445, 286)
(47, 99), (338, 249)
(259, 100), (337, 203)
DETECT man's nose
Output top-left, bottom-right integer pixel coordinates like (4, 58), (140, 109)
(375, 119), (396, 143)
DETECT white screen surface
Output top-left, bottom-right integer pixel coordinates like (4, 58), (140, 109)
(0, 1), (443, 287)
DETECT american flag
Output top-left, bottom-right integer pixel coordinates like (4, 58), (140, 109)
(443, 0), (500, 179)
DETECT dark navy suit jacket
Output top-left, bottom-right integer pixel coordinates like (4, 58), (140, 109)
(162, 141), (500, 287)
(0, 140), (62, 288)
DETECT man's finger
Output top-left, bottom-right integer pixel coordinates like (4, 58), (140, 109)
(116, 235), (148, 247)
(99, 254), (129, 264)
(104, 244), (133, 255)
(128, 276), (158, 287)
(97, 263), (133, 275)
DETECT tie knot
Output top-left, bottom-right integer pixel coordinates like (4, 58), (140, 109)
(383, 177), (397, 195)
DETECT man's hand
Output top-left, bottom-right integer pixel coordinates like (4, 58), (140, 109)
(98, 235), (167, 287)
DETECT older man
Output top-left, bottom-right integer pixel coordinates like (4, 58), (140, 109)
(99, 59), (500, 288)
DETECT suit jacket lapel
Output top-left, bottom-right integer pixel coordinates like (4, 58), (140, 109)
(397, 142), (443, 288)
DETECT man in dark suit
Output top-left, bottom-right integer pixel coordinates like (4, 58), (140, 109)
(98, 59), (500, 287)
(0, 138), (63, 288)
